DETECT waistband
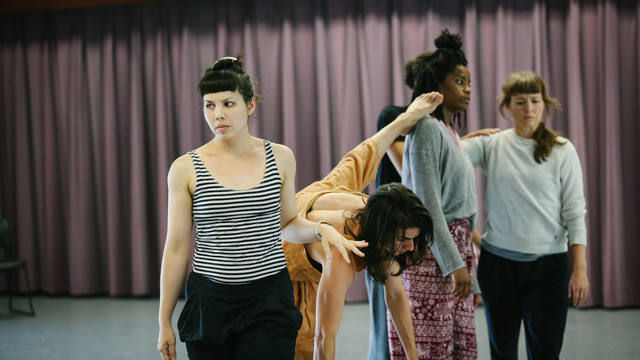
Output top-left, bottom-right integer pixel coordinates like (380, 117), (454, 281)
(447, 219), (473, 233)
(448, 218), (470, 228)
(187, 268), (290, 298)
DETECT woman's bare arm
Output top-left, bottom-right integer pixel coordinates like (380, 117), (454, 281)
(157, 155), (195, 360)
(304, 242), (357, 360)
(384, 263), (419, 360)
(275, 144), (367, 263)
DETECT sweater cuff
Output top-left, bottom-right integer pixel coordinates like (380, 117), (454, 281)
(438, 259), (466, 278)
(566, 217), (587, 246)
(472, 266), (481, 295)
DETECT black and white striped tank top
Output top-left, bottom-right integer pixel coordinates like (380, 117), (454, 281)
(188, 140), (286, 284)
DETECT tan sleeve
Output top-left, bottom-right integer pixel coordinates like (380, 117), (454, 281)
(297, 139), (380, 198)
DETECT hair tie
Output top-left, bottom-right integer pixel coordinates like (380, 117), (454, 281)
(212, 56), (237, 67)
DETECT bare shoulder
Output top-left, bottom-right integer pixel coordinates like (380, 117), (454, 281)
(168, 154), (195, 189)
(271, 142), (295, 160)
(271, 142), (296, 169)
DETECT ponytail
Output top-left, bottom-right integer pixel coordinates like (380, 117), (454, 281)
(531, 122), (566, 164)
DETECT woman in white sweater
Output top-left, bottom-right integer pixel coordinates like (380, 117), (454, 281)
(463, 71), (590, 360)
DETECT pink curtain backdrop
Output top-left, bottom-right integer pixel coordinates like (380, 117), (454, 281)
(0, 0), (638, 307)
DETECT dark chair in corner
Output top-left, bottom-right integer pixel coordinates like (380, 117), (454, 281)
(0, 217), (35, 316)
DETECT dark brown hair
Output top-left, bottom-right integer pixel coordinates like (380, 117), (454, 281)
(198, 52), (261, 104)
(498, 71), (564, 163)
(404, 52), (433, 89)
(345, 183), (433, 284)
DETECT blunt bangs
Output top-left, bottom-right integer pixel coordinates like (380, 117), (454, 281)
(199, 70), (241, 97)
(504, 73), (545, 98)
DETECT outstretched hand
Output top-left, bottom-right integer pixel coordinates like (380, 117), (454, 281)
(318, 223), (368, 264)
(400, 92), (444, 135)
(461, 128), (500, 140)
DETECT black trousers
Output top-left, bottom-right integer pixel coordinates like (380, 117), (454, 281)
(178, 269), (302, 360)
(477, 248), (571, 360)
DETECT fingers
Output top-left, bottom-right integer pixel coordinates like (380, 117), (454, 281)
(571, 286), (580, 306)
(345, 242), (364, 257)
(569, 272), (590, 306)
(452, 268), (472, 299)
(569, 284), (590, 306)
(453, 281), (463, 298)
(474, 294), (481, 309)
(351, 240), (368, 247)
(170, 344), (177, 360)
(455, 283), (471, 299)
(158, 328), (177, 360)
(321, 238), (333, 261)
(335, 242), (352, 264)
(345, 241), (368, 257)
(480, 128), (500, 135)
(158, 343), (173, 360)
(571, 286), (590, 306)
(324, 237), (352, 264)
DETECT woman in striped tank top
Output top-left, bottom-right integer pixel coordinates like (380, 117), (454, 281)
(157, 54), (366, 360)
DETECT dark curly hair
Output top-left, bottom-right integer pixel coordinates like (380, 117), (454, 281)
(345, 183), (433, 284)
(411, 29), (468, 126)
(404, 51), (433, 89)
(198, 52), (261, 104)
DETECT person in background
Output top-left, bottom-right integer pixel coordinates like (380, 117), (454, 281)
(464, 71), (589, 359)
(394, 29), (479, 359)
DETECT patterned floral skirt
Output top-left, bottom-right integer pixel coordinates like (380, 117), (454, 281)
(388, 219), (477, 360)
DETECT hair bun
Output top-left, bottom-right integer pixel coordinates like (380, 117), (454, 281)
(434, 29), (463, 51)
(209, 53), (246, 72)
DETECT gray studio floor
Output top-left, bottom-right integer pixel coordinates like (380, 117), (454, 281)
(0, 295), (639, 360)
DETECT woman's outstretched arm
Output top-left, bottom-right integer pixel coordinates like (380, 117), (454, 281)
(370, 92), (443, 161)
(275, 143), (367, 263)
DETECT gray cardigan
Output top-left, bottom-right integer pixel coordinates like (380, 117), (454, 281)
(402, 116), (477, 277)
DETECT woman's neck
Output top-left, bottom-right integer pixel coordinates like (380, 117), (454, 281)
(211, 130), (256, 155)
(514, 125), (536, 139)
(443, 108), (454, 127)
